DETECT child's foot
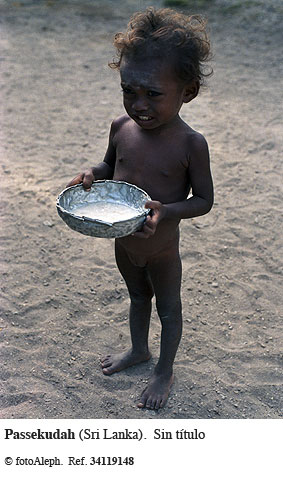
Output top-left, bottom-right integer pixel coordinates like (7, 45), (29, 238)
(100, 349), (151, 375)
(137, 372), (174, 410)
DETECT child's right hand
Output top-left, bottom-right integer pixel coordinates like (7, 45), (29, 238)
(66, 169), (95, 191)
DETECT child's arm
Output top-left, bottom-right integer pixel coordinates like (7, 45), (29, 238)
(135, 134), (213, 238)
(66, 122), (116, 190)
(164, 134), (213, 219)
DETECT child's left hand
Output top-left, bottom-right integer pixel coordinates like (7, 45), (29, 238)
(132, 200), (166, 239)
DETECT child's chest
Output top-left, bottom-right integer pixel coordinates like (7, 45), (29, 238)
(113, 129), (190, 201)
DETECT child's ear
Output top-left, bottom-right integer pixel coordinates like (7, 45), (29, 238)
(183, 81), (200, 103)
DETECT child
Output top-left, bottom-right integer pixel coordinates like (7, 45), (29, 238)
(67, 7), (213, 410)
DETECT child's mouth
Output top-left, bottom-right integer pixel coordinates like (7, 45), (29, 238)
(136, 115), (153, 121)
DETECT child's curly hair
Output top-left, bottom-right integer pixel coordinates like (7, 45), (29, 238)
(109, 7), (212, 86)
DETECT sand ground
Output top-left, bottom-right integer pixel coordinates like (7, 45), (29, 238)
(0, 0), (282, 418)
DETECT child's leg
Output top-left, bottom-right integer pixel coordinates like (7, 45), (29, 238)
(137, 243), (182, 410)
(101, 240), (154, 375)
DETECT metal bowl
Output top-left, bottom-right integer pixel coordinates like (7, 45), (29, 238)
(56, 180), (151, 238)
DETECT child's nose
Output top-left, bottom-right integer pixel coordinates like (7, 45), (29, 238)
(132, 96), (149, 111)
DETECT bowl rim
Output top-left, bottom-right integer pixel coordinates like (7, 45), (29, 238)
(56, 179), (151, 227)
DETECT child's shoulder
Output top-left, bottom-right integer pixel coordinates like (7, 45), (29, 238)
(180, 121), (209, 152)
(180, 124), (210, 165)
(110, 114), (131, 133)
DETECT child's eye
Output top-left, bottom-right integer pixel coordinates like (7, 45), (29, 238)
(147, 90), (161, 97)
(121, 86), (134, 95)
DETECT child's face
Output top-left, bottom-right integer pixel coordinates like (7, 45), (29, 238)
(120, 55), (194, 130)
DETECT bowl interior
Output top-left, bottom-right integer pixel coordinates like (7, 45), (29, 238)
(58, 180), (150, 223)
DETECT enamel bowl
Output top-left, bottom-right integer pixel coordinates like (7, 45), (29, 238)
(56, 180), (151, 238)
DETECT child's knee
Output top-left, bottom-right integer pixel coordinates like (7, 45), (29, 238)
(156, 298), (182, 320)
(129, 288), (154, 305)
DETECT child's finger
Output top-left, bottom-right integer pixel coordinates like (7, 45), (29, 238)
(82, 173), (95, 190)
(66, 173), (83, 187)
(145, 200), (162, 211)
(132, 220), (156, 238)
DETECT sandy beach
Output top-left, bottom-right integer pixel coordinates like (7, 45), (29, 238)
(0, 0), (282, 419)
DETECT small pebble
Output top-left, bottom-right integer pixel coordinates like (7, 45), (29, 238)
(43, 220), (54, 227)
